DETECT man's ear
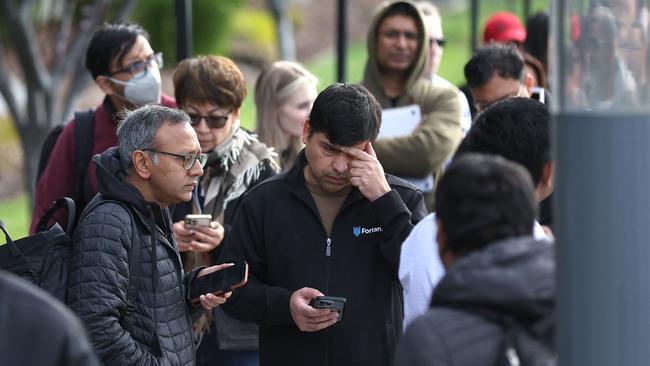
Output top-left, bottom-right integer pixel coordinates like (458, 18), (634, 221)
(436, 216), (454, 269)
(131, 150), (152, 179)
(95, 75), (115, 95)
(536, 161), (555, 200)
(524, 72), (535, 95)
(301, 118), (311, 145)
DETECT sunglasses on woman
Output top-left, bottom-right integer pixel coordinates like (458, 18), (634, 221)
(187, 112), (232, 129)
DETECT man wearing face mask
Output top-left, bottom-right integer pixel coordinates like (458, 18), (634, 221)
(31, 22), (175, 233)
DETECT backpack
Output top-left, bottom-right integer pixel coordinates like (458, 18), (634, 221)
(0, 196), (142, 333)
(36, 109), (96, 220)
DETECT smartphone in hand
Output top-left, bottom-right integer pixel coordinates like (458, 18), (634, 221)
(189, 261), (248, 301)
(185, 214), (212, 228)
(309, 296), (347, 322)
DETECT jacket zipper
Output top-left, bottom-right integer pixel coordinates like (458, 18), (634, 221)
(325, 237), (331, 366)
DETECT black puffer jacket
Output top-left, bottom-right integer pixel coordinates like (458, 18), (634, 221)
(67, 147), (202, 366)
(393, 236), (555, 366)
(0, 270), (100, 366)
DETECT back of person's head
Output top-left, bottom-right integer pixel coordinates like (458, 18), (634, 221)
(85, 22), (149, 79)
(116, 105), (190, 172)
(464, 43), (525, 88)
(308, 83), (382, 146)
(255, 61), (317, 147)
(483, 11), (526, 45)
(454, 97), (550, 185)
(524, 11), (549, 71)
(436, 153), (536, 257)
(173, 55), (247, 110)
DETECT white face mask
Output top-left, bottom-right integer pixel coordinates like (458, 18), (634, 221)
(108, 66), (161, 105)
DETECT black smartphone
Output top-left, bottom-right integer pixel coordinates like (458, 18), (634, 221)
(189, 261), (248, 301)
(309, 296), (347, 322)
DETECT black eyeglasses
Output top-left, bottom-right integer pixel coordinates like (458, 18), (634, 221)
(382, 30), (419, 41)
(142, 148), (207, 170)
(108, 52), (163, 77)
(429, 38), (446, 48)
(187, 112), (232, 129)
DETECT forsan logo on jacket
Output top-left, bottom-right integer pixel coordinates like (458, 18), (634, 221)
(353, 226), (383, 237)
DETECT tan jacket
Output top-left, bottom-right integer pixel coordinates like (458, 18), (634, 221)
(362, 0), (462, 209)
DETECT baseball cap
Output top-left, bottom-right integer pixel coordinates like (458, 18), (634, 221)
(483, 12), (527, 44)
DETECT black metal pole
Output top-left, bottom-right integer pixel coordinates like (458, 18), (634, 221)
(336, 0), (347, 83)
(470, 0), (479, 53)
(524, 0), (531, 22)
(176, 0), (192, 62)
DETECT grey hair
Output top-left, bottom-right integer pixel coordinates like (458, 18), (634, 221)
(116, 105), (191, 172)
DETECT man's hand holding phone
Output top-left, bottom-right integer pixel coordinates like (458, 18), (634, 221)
(173, 214), (224, 252)
(194, 263), (235, 311)
(290, 287), (339, 332)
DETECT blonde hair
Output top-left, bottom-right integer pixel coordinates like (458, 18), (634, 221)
(255, 61), (317, 170)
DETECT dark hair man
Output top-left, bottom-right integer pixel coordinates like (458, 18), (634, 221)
(464, 43), (535, 113)
(394, 153), (555, 366)
(0, 270), (100, 366)
(67, 105), (232, 365)
(31, 22), (176, 233)
(400, 97), (552, 327)
(220, 83), (427, 366)
(362, 0), (462, 210)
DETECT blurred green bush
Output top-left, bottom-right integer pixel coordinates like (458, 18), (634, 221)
(131, 0), (244, 64)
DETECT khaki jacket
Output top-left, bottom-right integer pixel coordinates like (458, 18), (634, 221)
(362, 0), (462, 209)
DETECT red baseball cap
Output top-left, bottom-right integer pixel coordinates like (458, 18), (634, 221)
(483, 12), (527, 44)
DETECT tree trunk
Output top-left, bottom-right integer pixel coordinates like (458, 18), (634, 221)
(17, 124), (50, 213)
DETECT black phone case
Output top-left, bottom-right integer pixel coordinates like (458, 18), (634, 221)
(309, 296), (347, 321)
(189, 262), (246, 300)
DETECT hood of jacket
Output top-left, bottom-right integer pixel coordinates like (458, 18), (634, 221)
(362, 0), (429, 103)
(94, 147), (172, 235)
(431, 236), (555, 323)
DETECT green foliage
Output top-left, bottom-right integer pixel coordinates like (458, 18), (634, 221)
(230, 7), (277, 61)
(0, 193), (29, 244)
(131, 0), (243, 64)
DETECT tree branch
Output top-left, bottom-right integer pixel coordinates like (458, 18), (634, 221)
(61, 64), (92, 122)
(0, 1), (51, 91)
(53, 0), (107, 81)
(0, 41), (24, 127)
(53, 0), (75, 64)
(112, 0), (138, 22)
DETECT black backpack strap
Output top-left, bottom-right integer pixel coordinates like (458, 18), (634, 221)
(72, 109), (96, 214)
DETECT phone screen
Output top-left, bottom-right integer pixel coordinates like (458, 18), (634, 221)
(191, 262), (247, 299)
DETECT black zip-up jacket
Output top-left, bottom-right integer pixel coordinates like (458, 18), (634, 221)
(67, 147), (202, 366)
(220, 152), (427, 366)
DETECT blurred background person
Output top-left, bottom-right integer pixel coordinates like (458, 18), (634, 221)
(255, 61), (318, 172)
(416, 1), (472, 135)
(582, 5), (637, 109)
(172, 55), (279, 366)
(524, 11), (550, 76)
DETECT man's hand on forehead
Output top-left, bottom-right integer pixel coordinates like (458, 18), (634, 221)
(341, 143), (390, 202)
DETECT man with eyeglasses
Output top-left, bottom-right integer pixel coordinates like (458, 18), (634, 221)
(361, 0), (462, 211)
(416, 1), (472, 135)
(31, 22), (176, 234)
(67, 105), (233, 366)
(464, 43), (534, 114)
